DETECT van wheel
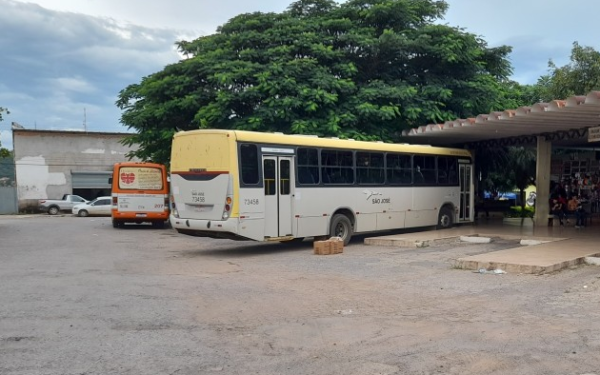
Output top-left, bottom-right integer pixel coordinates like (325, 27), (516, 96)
(48, 206), (59, 215)
(330, 214), (353, 245)
(437, 207), (454, 229)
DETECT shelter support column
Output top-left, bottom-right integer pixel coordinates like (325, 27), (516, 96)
(534, 136), (552, 226)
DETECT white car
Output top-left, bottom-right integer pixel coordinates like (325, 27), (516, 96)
(72, 196), (112, 217)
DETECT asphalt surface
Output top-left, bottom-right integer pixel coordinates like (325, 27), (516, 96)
(1, 215), (600, 375)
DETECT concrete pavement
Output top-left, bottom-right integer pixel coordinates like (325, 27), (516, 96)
(364, 218), (600, 274)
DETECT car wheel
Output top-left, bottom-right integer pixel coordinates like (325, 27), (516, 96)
(329, 214), (353, 246)
(78, 210), (89, 217)
(48, 206), (59, 215)
(437, 207), (454, 229)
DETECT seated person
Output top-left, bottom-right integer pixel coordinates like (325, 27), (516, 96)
(567, 195), (578, 213)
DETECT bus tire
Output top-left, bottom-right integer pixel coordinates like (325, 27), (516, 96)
(437, 207), (454, 229)
(330, 214), (353, 246)
(112, 219), (120, 228)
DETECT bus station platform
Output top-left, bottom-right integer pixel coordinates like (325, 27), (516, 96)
(364, 219), (600, 274)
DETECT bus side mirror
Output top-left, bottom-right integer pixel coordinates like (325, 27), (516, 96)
(108, 178), (113, 185)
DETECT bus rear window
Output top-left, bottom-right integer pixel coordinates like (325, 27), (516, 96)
(118, 167), (163, 190)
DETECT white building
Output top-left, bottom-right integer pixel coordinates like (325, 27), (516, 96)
(12, 129), (139, 212)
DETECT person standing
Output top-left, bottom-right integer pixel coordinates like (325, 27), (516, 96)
(551, 198), (565, 226)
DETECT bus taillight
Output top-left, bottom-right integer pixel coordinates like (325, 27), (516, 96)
(222, 195), (233, 220)
(171, 194), (179, 218)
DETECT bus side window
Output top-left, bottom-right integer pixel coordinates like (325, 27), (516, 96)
(357, 152), (384, 185)
(240, 144), (259, 185)
(386, 153), (411, 185)
(414, 155), (435, 185)
(263, 159), (276, 195)
(298, 167), (316, 184)
(437, 156), (458, 185)
(414, 166), (425, 183)
(297, 148), (319, 185)
(321, 149), (354, 185)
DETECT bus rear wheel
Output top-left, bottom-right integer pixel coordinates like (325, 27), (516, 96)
(330, 214), (353, 246)
(437, 207), (454, 229)
(112, 219), (122, 228)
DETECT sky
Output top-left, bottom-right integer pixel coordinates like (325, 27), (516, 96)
(1, 0), (599, 151)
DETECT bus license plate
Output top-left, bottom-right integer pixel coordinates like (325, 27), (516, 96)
(136, 213), (147, 217)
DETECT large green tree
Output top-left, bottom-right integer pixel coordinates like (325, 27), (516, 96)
(533, 42), (600, 102)
(117, 0), (514, 164)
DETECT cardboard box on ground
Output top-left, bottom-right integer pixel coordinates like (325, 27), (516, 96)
(313, 237), (344, 255)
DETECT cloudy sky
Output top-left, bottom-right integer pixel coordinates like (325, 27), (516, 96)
(1, 0), (599, 150)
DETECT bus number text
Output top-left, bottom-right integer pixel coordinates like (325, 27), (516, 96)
(191, 190), (205, 203)
(244, 198), (259, 205)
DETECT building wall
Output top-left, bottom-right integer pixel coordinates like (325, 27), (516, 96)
(13, 129), (139, 211)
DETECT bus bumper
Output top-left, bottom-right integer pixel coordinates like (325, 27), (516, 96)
(169, 216), (244, 240)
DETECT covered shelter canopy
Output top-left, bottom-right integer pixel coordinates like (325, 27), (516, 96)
(400, 91), (600, 148)
(399, 91), (600, 227)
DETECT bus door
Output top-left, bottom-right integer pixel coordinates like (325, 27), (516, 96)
(459, 162), (473, 221)
(262, 156), (294, 238)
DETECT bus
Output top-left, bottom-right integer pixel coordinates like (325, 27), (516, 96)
(110, 162), (170, 228)
(169, 130), (474, 244)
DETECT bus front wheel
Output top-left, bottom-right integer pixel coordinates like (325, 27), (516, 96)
(330, 214), (353, 246)
(437, 207), (454, 229)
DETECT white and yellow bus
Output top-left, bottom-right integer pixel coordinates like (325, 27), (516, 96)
(169, 130), (474, 244)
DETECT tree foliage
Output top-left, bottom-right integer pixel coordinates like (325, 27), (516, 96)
(0, 107), (10, 158)
(533, 42), (600, 102)
(0, 107), (7, 122)
(117, 0), (514, 164)
(477, 145), (536, 214)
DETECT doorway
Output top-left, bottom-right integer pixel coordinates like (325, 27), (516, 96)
(459, 163), (474, 221)
(262, 156), (294, 238)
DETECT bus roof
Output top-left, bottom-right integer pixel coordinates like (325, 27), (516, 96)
(113, 162), (165, 168)
(174, 129), (472, 158)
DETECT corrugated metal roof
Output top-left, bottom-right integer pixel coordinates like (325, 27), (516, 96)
(401, 91), (600, 147)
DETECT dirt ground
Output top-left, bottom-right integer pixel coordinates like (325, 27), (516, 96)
(1, 215), (599, 375)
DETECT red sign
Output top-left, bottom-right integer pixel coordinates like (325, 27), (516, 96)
(120, 172), (135, 185)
